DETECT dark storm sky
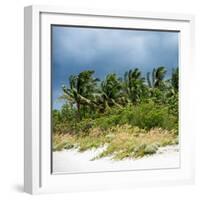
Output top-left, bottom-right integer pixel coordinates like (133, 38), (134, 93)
(52, 26), (179, 109)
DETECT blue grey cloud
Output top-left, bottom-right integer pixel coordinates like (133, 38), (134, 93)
(52, 26), (179, 109)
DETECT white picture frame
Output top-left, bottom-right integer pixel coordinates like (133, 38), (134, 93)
(24, 5), (195, 194)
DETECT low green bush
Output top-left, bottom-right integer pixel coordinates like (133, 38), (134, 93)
(91, 102), (177, 132)
(53, 102), (178, 135)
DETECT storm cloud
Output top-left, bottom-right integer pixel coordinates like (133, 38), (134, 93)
(52, 26), (179, 109)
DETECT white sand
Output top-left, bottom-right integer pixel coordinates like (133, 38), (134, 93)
(53, 145), (179, 174)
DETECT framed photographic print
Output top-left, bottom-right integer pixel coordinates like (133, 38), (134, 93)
(24, 5), (195, 194)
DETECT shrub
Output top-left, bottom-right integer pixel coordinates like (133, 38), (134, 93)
(144, 144), (158, 155)
(95, 114), (121, 130)
(53, 101), (178, 135)
(120, 102), (177, 131)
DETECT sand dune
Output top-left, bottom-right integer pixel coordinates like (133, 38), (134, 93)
(53, 145), (179, 174)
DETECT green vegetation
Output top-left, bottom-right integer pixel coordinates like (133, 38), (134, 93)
(53, 66), (179, 159)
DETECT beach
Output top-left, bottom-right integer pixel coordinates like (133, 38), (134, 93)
(53, 145), (179, 174)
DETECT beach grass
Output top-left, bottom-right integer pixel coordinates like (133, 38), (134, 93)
(53, 124), (178, 160)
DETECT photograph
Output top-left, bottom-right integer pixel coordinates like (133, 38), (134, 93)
(51, 25), (179, 174)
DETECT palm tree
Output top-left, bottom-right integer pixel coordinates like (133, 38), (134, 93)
(146, 66), (168, 104)
(147, 66), (167, 89)
(100, 73), (123, 109)
(61, 70), (99, 119)
(124, 68), (145, 104)
(165, 67), (179, 112)
(171, 67), (178, 92)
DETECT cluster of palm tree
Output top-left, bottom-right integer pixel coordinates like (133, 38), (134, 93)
(60, 66), (178, 120)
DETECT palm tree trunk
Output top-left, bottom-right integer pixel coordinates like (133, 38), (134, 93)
(77, 102), (81, 120)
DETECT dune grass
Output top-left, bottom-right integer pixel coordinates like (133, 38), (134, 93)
(53, 124), (178, 160)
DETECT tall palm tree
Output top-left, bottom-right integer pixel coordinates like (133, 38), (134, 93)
(171, 67), (178, 92)
(124, 68), (145, 104)
(165, 67), (179, 108)
(147, 66), (167, 89)
(100, 73), (122, 109)
(61, 70), (99, 119)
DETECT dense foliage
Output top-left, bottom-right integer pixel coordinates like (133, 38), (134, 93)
(53, 66), (178, 135)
